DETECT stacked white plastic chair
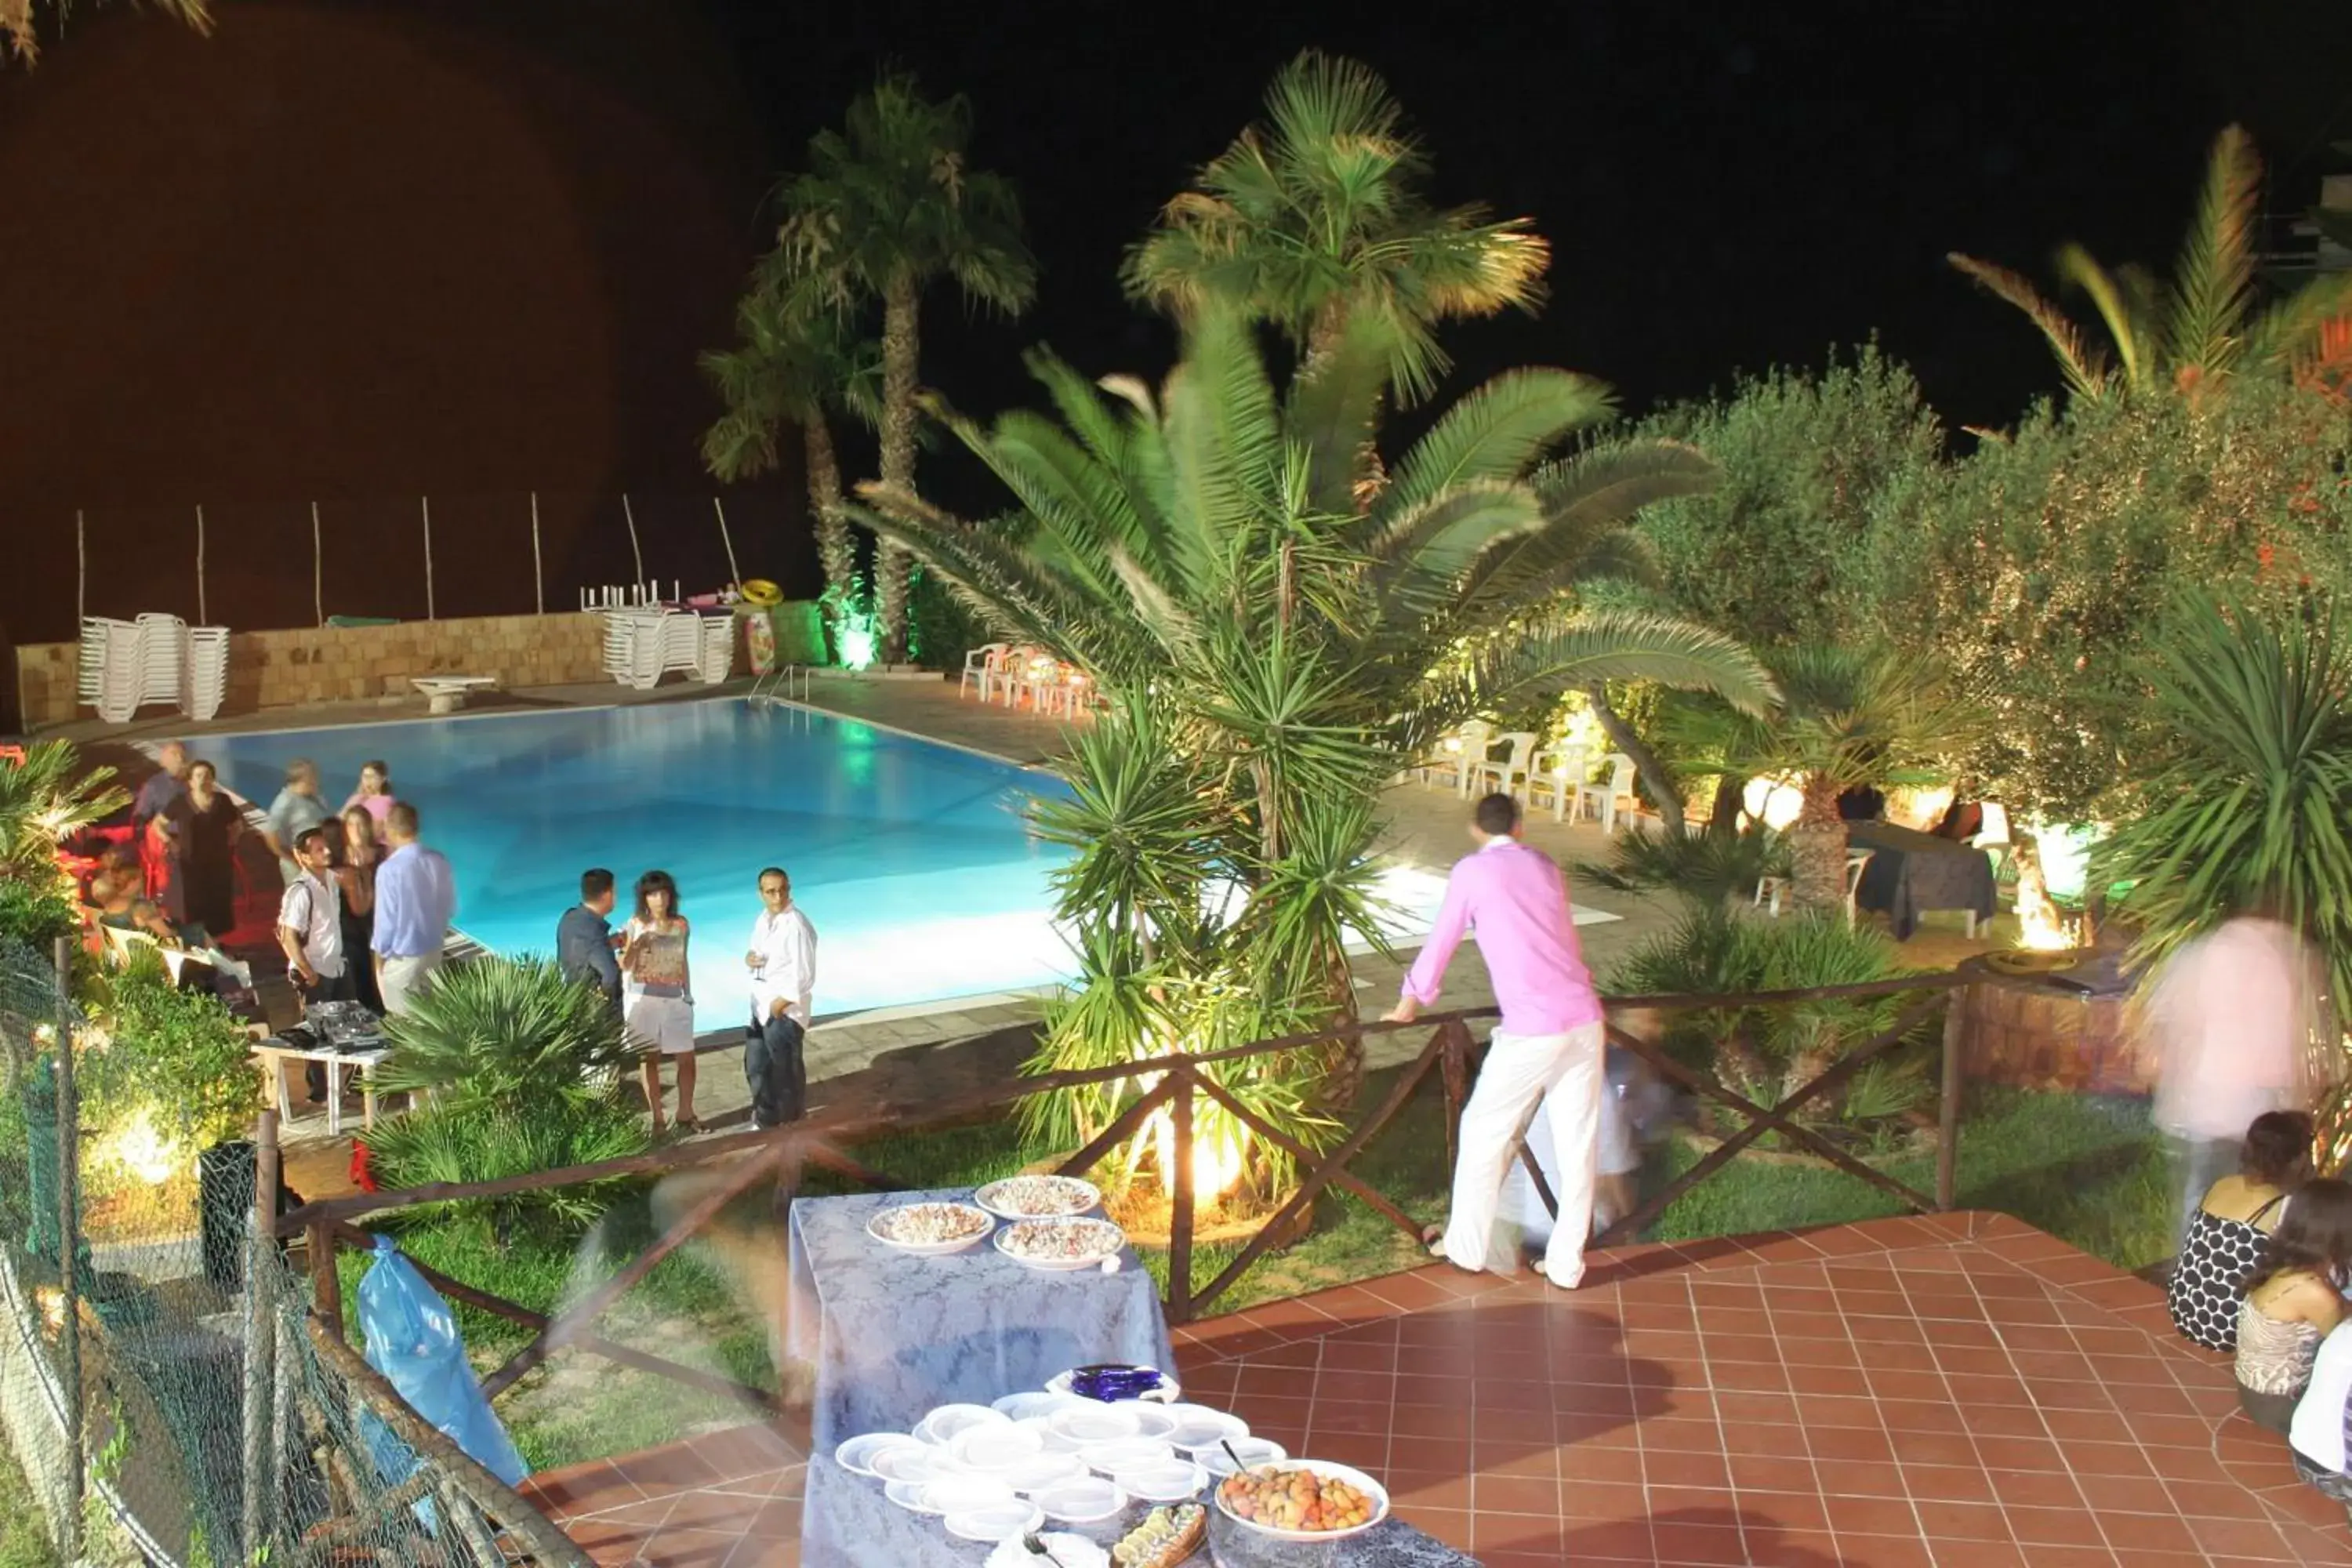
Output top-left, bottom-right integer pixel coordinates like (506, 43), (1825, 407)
(600, 606), (732, 690)
(78, 614), (229, 723)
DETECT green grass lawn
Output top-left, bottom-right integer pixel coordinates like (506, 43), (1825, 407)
(350, 1069), (2171, 1472)
(0, 1436), (60, 1568)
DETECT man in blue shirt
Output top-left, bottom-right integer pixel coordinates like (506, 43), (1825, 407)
(132, 741), (188, 830)
(371, 801), (456, 1014)
(557, 868), (622, 1013)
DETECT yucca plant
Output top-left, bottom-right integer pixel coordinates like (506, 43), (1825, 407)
(0, 739), (127, 886)
(1580, 822), (1791, 909)
(373, 955), (640, 1115)
(364, 1099), (651, 1229)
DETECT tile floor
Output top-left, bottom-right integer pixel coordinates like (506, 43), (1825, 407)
(517, 1210), (2352, 1566)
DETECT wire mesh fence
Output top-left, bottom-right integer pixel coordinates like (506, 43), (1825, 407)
(14, 489), (815, 645)
(0, 935), (578, 1567)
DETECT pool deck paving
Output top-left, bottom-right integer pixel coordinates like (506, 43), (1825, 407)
(64, 667), (2000, 1174)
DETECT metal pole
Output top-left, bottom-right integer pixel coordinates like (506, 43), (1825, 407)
(713, 496), (741, 586)
(421, 496), (436, 621)
(194, 504), (207, 624)
(243, 1109), (281, 1556)
(75, 510), (85, 624)
(51, 935), (84, 1560)
(311, 502), (324, 627)
(622, 494), (644, 584)
(530, 492), (545, 615)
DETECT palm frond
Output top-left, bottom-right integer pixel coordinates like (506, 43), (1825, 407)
(1948, 252), (2112, 400)
(2164, 125), (2263, 381)
(1364, 368), (1614, 541)
(2055, 244), (2155, 392)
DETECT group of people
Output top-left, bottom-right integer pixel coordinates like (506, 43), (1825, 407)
(554, 865), (817, 1134)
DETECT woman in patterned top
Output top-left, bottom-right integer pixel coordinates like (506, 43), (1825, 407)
(2170, 1111), (2316, 1352)
(622, 869), (698, 1134)
(2237, 1179), (2352, 1433)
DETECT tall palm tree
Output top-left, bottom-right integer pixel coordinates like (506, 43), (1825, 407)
(1123, 49), (1549, 404)
(2, 0), (208, 63)
(699, 250), (880, 615)
(1663, 646), (1974, 913)
(775, 73), (1036, 662)
(0, 741), (125, 884)
(1950, 125), (2352, 405)
(851, 303), (1773, 1108)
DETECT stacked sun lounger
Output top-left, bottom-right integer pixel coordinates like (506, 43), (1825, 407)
(78, 615), (229, 723)
(600, 606), (734, 691)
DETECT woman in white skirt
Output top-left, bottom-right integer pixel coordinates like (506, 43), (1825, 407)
(622, 869), (699, 1132)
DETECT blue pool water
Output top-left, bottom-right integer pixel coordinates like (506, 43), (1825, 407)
(195, 701), (1076, 1024)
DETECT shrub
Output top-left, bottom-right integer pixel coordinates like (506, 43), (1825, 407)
(82, 949), (257, 1152)
(363, 1098), (651, 1229)
(372, 954), (638, 1115)
(1579, 822), (1789, 909)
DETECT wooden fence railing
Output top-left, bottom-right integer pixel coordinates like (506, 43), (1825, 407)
(268, 970), (1972, 1421)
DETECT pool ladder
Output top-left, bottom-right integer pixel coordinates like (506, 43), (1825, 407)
(750, 664), (813, 705)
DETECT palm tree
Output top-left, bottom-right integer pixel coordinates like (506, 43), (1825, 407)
(775, 72), (1036, 662)
(1663, 646), (1973, 913)
(1950, 125), (2352, 405)
(850, 306), (1776, 1105)
(699, 249), (880, 615)
(1123, 49), (1549, 404)
(2, 0), (208, 63)
(0, 740), (125, 884)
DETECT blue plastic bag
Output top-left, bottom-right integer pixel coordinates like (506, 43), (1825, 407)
(356, 1235), (530, 1493)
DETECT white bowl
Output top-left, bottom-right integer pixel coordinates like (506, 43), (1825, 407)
(993, 1218), (1127, 1272)
(1003, 1450), (1086, 1493)
(1049, 1402), (1138, 1445)
(954, 1422), (1046, 1473)
(1116, 1459), (1207, 1503)
(986, 1533), (1109, 1568)
(1031, 1475), (1127, 1524)
(884, 1479), (936, 1514)
(834, 1432), (919, 1478)
(1078, 1436), (1174, 1475)
(1115, 1400), (1180, 1440)
(945, 1499), (1045, 1544)
(1199, 1437), (1287, 1477)
(1163, 1404), (1248, 1452)
(974, 1174), (1103, 1221)
(865, 1202), (993, 1256)
(915, 1403), (1009, 1447)
(869, 1444), (949, 1484)
(1210, 1458), (1390, 1541)
(922, 1473), (1017, 1515)
(993, 1390), (1083, 1422)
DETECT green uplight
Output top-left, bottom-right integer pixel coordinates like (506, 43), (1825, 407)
(838, 623), (879, 670)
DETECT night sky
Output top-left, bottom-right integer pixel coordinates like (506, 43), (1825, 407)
(0, 0), (2343, 641)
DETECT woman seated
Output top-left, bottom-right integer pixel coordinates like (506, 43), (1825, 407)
(2290, 1320), (2352, 1520)
(2170, 1110), (2315, 1351)
(2236, 1178), (2352, 1433)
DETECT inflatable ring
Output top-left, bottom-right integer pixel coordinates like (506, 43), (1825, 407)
(739, 578), (783, 608)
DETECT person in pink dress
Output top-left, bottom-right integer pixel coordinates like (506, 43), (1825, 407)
(1385, 792), (1607, 1290)
(341, 760), (397, 840)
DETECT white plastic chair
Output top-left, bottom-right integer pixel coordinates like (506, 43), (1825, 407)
(1432, 722), (1492, 797)
(1473, 731), (1539, 801)
(1573, 753), (1638, 833)
(960, 642), (1010, 701)
(1527, 745), (1589, 822)
(1844, 848), (1875, 929)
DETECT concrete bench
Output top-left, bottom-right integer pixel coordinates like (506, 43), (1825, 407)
(411, 674), (499, 714)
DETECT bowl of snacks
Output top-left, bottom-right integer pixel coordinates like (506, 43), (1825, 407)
(1210, 1460), (1388, 1564)
(975, 1174), (1102, 1221)
(1111, 1503), (1206, 1568)
(996, 1217), (1127, 1272)
(866, 1201), (993, 1256)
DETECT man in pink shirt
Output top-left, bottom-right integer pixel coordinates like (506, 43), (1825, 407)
(1386, 792), (1607, 1289)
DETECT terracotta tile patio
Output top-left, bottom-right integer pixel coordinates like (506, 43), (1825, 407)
(517, 1210), (2352, 1566)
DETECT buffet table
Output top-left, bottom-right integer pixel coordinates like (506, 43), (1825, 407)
(787, 1188), (1174, 1451)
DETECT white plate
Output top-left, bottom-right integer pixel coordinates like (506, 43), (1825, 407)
(1200, 1437), (1287, 1477)
(953, 1422), (1046, 1473)
(865, 1202), (994, 1256)
(974, 1174), (1103, 1221)
(945, 1499), (1045, 1544)
(993, 1218), (1127, 1272)
(834, 1432), (920, 1479)
(992, 1390), (1081, 1422)
(1049, 1402), (1138, 1445)
(923, 1473), (1017, 1515)
(1114, 1459), (1207, 1503)
(1164, 1405), (1249, 1451)
(884, 1479), (937, 1514)
(914, 1403), (1010, 1447)
(869, 1444), (949, 1484)
(1032, 1475), (1127, 1523)
(1210, 1458), (1390, 1542)
(1114, 1400), (1179, 1440)
(1077, 1436), (1173, 1475)
(1003, 1450), (1086, 1492)
(1047, 1366), (1181, 1404)
(986, 1533), (1109, 1568)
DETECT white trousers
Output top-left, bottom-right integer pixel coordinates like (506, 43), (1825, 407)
(1443, 1021), (1607, 1289)
(377, 951), (444, 1016)
(1503, 1054), (1639, 1247)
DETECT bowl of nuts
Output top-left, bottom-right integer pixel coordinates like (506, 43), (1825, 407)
(866, 1201), (994, 1256)
(1210, 1459), (1388, 1564)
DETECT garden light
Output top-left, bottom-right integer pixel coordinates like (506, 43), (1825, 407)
(98, 1107), (184, 1186)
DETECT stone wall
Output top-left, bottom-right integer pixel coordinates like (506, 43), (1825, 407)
(15, 611), (612, 727)
(1951, 971), (2151, 1094)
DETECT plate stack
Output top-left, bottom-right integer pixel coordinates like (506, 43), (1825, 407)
(181, 626), (230, 721)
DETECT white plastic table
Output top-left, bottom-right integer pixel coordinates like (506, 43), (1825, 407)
(251, 1039), (388, 1135)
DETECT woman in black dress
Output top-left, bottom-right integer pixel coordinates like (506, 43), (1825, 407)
(330, 805), (385, 1012)
(169, 760), (243, 942)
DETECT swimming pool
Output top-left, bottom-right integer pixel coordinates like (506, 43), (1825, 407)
(194, 700), (1077, 1022)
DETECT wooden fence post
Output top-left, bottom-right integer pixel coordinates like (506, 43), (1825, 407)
(1440, 1020), (1472, 1177)
(1167, 1065), (1195, 1327)
(1936, 988), (1966, 1210)
(243, 1109), (281, 1558)
(309, 1221), (343, 1342)
(50, 936), (83, 1561)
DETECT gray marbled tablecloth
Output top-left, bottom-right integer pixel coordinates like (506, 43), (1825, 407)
(1848, 819), (1996, 940)
(800, 1454), (1482, 1567)
(786, 1187), (1174, 1451)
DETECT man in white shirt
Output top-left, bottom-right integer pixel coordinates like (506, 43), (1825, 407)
(276, 826), (351, 1102)
(744, 866), (816, 1128)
